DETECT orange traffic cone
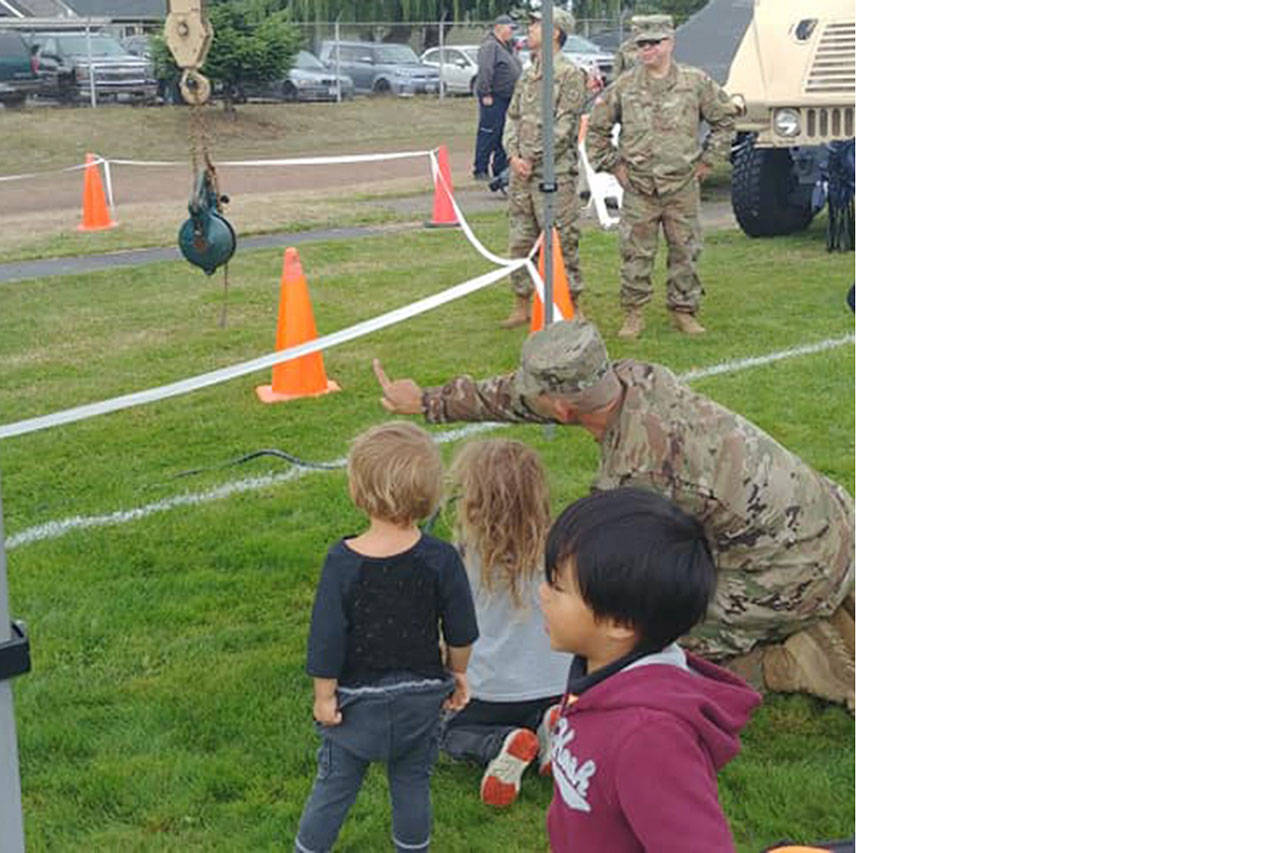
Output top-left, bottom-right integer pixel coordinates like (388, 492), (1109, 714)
(77, 153), (116, 232)
(255, 247), (341, 404)
(424, 144), (460, 228)
(530, 228), (575, 333)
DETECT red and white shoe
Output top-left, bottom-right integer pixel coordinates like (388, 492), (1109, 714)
(536, 704), (562, 777)
(480, 728), (538, 807)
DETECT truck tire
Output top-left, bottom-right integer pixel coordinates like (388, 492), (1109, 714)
(731, 136), (815, 237)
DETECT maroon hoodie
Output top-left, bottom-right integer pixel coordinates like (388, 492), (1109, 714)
(546, 644), (762, 852)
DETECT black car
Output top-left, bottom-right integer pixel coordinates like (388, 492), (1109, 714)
(0, 30), (39, 108)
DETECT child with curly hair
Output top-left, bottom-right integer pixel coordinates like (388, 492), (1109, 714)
(440, 439), (573, 807)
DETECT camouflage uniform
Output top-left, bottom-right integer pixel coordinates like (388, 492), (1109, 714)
(586, 23), (737, 315)
(418, 323), (855, 660)
(503, 46), (589, 297)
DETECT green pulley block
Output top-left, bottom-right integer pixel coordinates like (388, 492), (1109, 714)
(178, 169), (236, 276)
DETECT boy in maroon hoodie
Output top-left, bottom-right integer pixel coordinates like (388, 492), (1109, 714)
(538, 488), (762, 852)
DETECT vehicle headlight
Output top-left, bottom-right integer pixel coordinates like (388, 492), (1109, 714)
(773, 108), (801, 137)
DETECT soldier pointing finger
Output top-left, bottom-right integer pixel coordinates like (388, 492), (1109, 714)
(371, 322), (854, 709)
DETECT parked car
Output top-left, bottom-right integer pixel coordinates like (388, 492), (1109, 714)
(240, 50), (353, 102)
(589, 30), (626, 53)
(0, 30), (39, 108)
(33, 32), (155, 103)
(516, 33), (612, 87)
(120, 33), (152, 58)
(419, 45), (479, 95)
(317, 40), (438, 96)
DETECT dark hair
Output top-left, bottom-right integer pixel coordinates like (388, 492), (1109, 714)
(545, 488), (716, 650)
(555, 29), (567, 48)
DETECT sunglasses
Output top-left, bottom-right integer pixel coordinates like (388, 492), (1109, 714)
(636, 38), (667, 48)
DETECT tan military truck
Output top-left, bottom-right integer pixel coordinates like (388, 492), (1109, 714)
(676, 0), (855, 242)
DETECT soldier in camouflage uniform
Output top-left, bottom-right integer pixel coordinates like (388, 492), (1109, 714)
(372, 321), (855, 709)
(497, 6), (590, 330)
(587, 16), (738, 339)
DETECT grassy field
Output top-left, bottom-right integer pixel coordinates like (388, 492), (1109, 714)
(0, 194), (855, 849)
(0, 97), (485, 264)
(0, 97), (482, 175)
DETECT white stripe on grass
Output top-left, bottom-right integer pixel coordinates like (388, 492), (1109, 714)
(5, 335), (853, 550)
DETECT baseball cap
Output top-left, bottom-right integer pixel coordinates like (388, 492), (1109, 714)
(531, 6), (576, 34)
(631, 14), (675, 39)
(494, 14), (514, 25)
(514, 321), (611, 398)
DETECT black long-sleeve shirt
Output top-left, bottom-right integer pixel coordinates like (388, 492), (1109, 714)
(306, 534), (479, 686)
(475, 31), (521, 99)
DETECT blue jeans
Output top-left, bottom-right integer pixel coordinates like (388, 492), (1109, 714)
(474, 95), (510, 178)
(295, 674), (453, 853)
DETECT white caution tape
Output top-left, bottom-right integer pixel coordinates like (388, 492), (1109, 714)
(0, 146), (557, 442)
(0, 259), (522, 441)
(425, 150), (545, 298)
(0, 156), (105, 184)
(4, 338), (856, 550)
(109, 149), (438, 168)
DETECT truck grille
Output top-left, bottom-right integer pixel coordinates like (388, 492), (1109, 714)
(805, 20), (855, 96)
(803, 107), (855, 140)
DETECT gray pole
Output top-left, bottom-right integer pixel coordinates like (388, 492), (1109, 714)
(333, 14), (341, 103)
(539, 5), (555, 329)
(0, 472), (26, 851)
(437, 19), (444, 101)
(85, 24), (97, 109)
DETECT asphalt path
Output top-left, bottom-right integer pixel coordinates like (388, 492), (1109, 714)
(0, 224), (421, 284)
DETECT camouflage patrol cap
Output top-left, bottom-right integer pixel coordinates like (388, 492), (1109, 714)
(531, 5), (576, 34)
(631, 14), (674, 38)
(514, 320), (610, 398)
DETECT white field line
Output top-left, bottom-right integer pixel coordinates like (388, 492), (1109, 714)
(4, 334), (853, 550)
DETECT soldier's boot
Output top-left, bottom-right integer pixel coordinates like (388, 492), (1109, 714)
(498, 294), (532, 329)
(669, 310), (707, 335)
(761, 614), (855, 711)
(571, 292), (587, 321)
(617, 307), (645, 340)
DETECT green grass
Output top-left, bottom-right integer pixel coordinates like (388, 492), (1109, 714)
(1, 212), (854, 850)
(0, 97), (482, 176)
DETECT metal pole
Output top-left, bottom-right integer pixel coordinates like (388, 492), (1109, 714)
(333, 14), (341, 104)
(539, 5), (555, 330)
(0, 472), (27, 851)
(85, 24), (97, 109)
(437, 19), (444, 101)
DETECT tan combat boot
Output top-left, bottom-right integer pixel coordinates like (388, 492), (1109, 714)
(498, 294), (532, 329)
(617, 307), (645, 339)
(669, 310), (707, 335)
(761, 615), (855, 711)
(720, 646), (767, 692)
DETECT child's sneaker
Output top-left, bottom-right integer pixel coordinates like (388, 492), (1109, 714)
(536, 704), (562, 776)
(480, 728), (538, 807)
